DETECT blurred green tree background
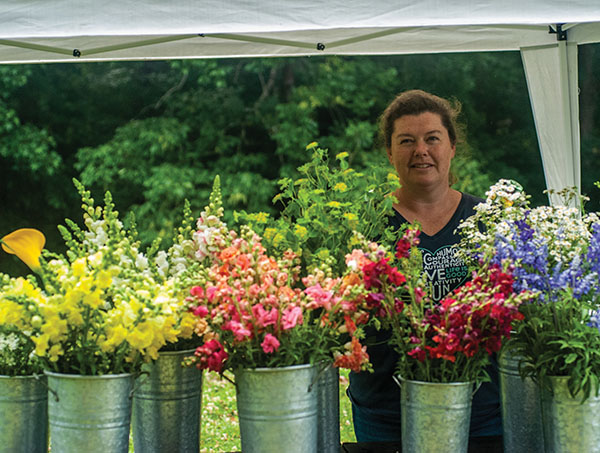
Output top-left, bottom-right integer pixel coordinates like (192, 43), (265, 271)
(2, 47), (599, 275)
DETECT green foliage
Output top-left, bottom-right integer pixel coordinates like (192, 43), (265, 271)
(2, 51), (573, 264)
(512, 296), (600, 401)
(0, 66), (61, 176)
(451, 152), (496, 198)
(238, 144), (399, 273)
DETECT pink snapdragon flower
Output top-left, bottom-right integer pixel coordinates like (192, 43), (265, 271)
(261, 333), (280, 353)
(304, 283), (335, 310)
(281, 305), (303, 330)
(223, 320), (252, 341)
(252, 303), (279, 329)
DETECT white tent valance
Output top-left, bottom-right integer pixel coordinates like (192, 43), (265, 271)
(1, 0), (600, 204)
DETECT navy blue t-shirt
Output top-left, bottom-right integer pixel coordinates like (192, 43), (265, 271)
(348, 192), (502, 438)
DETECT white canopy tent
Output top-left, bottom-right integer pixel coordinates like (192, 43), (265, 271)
(2, 0), (600, 204)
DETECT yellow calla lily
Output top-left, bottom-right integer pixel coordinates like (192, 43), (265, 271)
(1, 228), (46, 271)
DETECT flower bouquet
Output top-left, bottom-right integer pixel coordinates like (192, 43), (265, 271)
(185, 176), (379, 453)
(0, 180), (200, 453)
(31, 180), (192, 375)
(341, 224), (529, 452)
(458, 180), (600, 397)
(0, 277), (49, 453)
(342, 226), (529, 383)
(186, 176), (373, 374)
(0, 274), (46, 377)
(457, 179), (600, 451)
(0, 230), (49, 452)
(231, 144), (399, 451)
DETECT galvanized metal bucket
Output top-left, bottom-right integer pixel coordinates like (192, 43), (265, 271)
(316, 363), (340, 453)
(0, 374), (48, 453)
(498, 349), (544, 453)
(132, 348), (203, 453)
(46, 371), (133, 453)
(398, 376), (473, 453)
(541, 375), (600, 453)
(235, 363), (318, 453)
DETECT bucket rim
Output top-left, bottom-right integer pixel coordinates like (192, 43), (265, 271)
(155, 348), (198, 356)
(0, 373), (46, 380)
(44, 370), (134, 380)
(397, 375), (474, 387)
(546, 374), (570, 382)
(235, 362), (316, 374)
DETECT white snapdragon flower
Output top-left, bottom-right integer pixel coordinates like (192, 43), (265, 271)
(135, 253), (149, 270)
(119, 254), (133, 268)
(84, 219), (109, 249)
(155, 250), (169, 278)
(88, 251), (103, 268)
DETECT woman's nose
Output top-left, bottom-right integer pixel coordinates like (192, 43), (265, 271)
(414, 139), (428, 155)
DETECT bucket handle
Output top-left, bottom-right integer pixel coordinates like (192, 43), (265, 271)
(221, 372), (236, 388)
(307, 361), (334, 393)
(33, 373), (59, 402)
(129, 371), (150, 399)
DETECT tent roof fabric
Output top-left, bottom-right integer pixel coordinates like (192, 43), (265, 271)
(1, 0), (600, 63)
(1, 0), (599, 206)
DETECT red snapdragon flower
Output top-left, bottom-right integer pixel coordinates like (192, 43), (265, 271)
(194, 339), (229, 373)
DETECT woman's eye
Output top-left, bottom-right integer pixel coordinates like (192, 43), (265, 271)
(427, 136), (440, 143)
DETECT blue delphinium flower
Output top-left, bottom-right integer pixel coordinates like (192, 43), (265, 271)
(586, 223), (600, 278)
(587, 309), (600, 334)
(493, 217), (600, 303)
(493, 219), (549, 297)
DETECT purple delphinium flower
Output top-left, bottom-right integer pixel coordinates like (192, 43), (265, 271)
(586, 223), (600, 278)
(587, 309), (600, 334)
(493, 219), (549, 297)
(493, 217), (600, 303)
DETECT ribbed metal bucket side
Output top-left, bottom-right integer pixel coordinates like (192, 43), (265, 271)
(132, 349), (203, 453)
(400, 377), (472, 453)
(235, 363), (318, 453)
(46, 371), (133, 453)
(316, 364), (340, 453)
(541, 375), (600, 453)
(0, 374), (48, 453)
(498, 350), (544, 453)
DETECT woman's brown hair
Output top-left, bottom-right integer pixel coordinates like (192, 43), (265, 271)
(380, 89), (463, 149)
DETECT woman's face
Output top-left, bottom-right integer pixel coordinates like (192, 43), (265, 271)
(386, 111), (455, 191)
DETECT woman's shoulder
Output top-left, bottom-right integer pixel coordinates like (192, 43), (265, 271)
(458, 192), (485, 218)
(461, 192), (485, 206)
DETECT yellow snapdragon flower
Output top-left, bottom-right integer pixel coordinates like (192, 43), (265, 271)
(32, 334), (50, 357)
(127, 323), (155, 351)
(48, 344), (63, 362)
(71, 257), (87, 277)
(178, 312), (197, 339)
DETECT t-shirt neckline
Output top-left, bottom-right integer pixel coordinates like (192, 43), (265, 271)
(392, 192), (465, 240)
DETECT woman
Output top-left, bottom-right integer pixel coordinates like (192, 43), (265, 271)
(348, 90), (502, 451)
